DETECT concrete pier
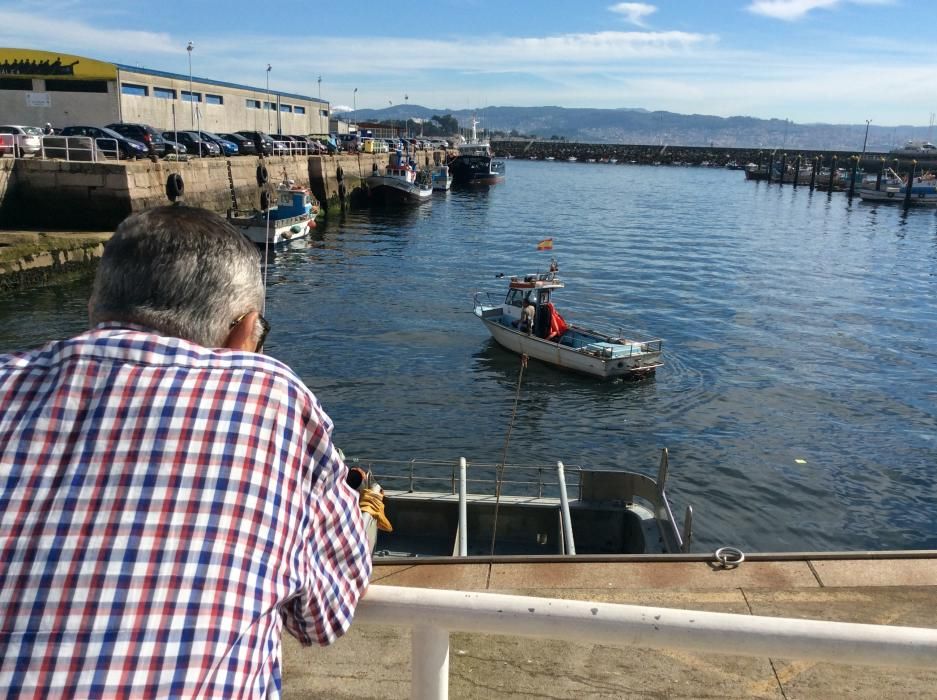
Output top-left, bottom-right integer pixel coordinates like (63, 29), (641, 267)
(283, 555), (937, 698)
(0, 150), (446, 230)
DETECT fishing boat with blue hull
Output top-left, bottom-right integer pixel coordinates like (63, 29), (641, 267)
(227, 178), (319, 246)
(473, 261), (663, 379)
(346, 448), (692, 558)
(859, 168), (937, 205)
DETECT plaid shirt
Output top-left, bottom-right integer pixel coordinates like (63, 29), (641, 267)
(0, 323), (371, 698)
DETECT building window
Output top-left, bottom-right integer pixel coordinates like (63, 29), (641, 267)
(181, 90), (201, 103)
(0, 78), (32, 90)
(154, 87), (176, 99)
(206, 94), (223, 105)
(46, 79), (108, 93)
(121, 83), (148, 97)
(246, 98), (261, 109)
(264, 101), (276, 110)
(280, 104), (292, 113)
(320, 109), (329, 117)
(294, 105), (305, 115)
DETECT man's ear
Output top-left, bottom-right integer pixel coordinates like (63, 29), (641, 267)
(224, 312), (258, 351)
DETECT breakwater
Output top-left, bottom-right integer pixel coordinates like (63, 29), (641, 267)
(0, 150), (446, 231)
(492, 140), (937, 175)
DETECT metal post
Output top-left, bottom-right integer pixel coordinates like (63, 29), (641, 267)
(904, 160), (917, 207)
(827, 155), (837, 191)
(556, 461), (576, 555)
(809, 156), (818, 190)
(458, 458), (468, 557)
(793, 155), (801, 189)
(861, 119), (871, 159)
(778, 153), (787, 185)
(411, 624), (449, 700)
(186, 42), (194, 132)
(265, 64), (272, 134)
(848, 156), (859, 198)
(353, 88), (357, 133)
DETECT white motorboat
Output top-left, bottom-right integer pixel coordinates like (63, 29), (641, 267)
(366, 150), (432, 203)
(431, 164), (452, 191)
(226, 179), (318, 246)
(473, 261), (663, 379)
(888, 140), (937, 159)
(348, 448), (692, 558)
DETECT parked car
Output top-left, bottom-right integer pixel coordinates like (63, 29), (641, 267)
(236, 130), (274, 156)
(219, 133), (257, 156)
(269, 134), (302, 155)
(162, 131), (221, 157)
(0, 125), (43, 157)
(199, 131), (239, 156)
(104, 122), (166, 157)
(59, 126), (148, 159)
(163, 138), (188, 156)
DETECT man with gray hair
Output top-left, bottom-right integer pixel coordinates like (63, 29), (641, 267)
(0, 206), (372, 698)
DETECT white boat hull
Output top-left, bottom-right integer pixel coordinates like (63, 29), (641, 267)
(478, 314), (661, 379)
(367, 175), (433, 203)
(228, 213), (315, 246)
(859, 187), (937, 205)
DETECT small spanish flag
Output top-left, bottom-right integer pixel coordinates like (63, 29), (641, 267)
(537, 238), (554, 250)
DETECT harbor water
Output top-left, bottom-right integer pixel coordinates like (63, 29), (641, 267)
(2, 160), (936, 553)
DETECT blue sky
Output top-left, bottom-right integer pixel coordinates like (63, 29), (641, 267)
(2, 0), (934, 126)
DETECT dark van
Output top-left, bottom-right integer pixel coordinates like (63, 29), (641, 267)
(105, 123), (166, 157)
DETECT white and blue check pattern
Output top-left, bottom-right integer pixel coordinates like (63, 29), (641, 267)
(0, 323), (371, 698)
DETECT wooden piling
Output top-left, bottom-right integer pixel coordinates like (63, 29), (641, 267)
(810, 156), (818, 190)
(904, 160), (917, 207)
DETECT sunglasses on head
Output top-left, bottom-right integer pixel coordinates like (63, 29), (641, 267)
(230, 313), (270, 352)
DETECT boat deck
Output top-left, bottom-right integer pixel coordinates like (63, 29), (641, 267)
(283, 554), (937, 698)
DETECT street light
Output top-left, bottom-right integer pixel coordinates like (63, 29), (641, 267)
(186, 41), (194, 131)
(317, 75), (321, 100)
(388, 99), (393, 138)
(861, 119), (872, 158)
(265, 64), (272, 134)
(404, 93), (408, 137)
(353, 87), (357, 133)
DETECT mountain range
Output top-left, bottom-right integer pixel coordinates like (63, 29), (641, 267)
(349, 105), (935, 153)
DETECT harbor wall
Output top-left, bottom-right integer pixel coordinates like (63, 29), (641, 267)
(0, 150), (449, 231)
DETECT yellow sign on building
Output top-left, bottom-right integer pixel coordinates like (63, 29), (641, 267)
(0, 48), (116, 81)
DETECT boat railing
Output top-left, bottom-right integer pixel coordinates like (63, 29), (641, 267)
(571, 323), (663, 354)
(472, 291), (505, 315)
(346, 457), (585, 500)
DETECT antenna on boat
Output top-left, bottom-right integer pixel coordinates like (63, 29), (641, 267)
(489, 353), (529, 556)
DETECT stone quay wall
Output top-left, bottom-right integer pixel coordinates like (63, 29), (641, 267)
(0, 150), (450, 231)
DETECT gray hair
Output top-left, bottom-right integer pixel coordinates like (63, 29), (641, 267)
(89, 205), (264, 347)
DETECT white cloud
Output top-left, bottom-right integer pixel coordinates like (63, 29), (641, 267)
(0, 10), (178, 55)
(747, 0), (893, 21)
(609, 3), (657, 26)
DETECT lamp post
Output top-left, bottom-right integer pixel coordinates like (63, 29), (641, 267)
(186, 41), (194, 131)
(265, 64), (272, 134)
(404, 93), (408, 138)
(388, 99), (393, 138)
(317, 75), (321, 100)
(861, 119), (871, 158)
(353, 87), (357, 133)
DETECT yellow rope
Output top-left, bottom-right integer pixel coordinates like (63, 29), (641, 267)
(360, 489), (393, 532)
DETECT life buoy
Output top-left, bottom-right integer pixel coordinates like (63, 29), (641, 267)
(165, 173), (184, 202)
(256, 164), (269, 186)
(260, 190), (271, 210)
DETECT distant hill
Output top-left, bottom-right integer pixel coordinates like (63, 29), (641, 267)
(350, 105), (933, 152)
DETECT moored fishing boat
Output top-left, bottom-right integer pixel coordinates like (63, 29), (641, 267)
(347, 448), (692, 558)
(366, 150), (432, 204)
(449, 116), (505, 185)
(859, 168), (937, 205)
(226, 178), (318, 246)
(431, 164), (452, 191)
(473, 260), (663, 379)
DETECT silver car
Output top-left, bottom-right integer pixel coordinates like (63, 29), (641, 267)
(0, 125), (43, 157)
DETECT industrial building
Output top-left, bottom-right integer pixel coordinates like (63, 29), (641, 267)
(0, 48), (330, 135)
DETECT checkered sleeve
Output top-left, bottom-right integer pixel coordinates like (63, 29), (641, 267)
(280, 396), (372, 646)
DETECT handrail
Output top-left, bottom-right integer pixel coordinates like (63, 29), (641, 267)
(357, 585), (937, 699)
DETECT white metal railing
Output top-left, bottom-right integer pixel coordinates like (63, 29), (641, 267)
(271, 139), (308, 156)
(356, 585), (937, 699)
(39, 135), (102, 162)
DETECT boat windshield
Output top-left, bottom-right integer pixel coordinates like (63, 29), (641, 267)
(505, 288), (539, 307)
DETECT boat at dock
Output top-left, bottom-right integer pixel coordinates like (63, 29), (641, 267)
(859, 168), (937, 205)
(431, 164), (452, 191)
(226, 179), (318, 246)
(366, 150), (432, 204)
(472, 261), (663, 379)
(448, 117), (505, 185)
(349, 448), (691, 558)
